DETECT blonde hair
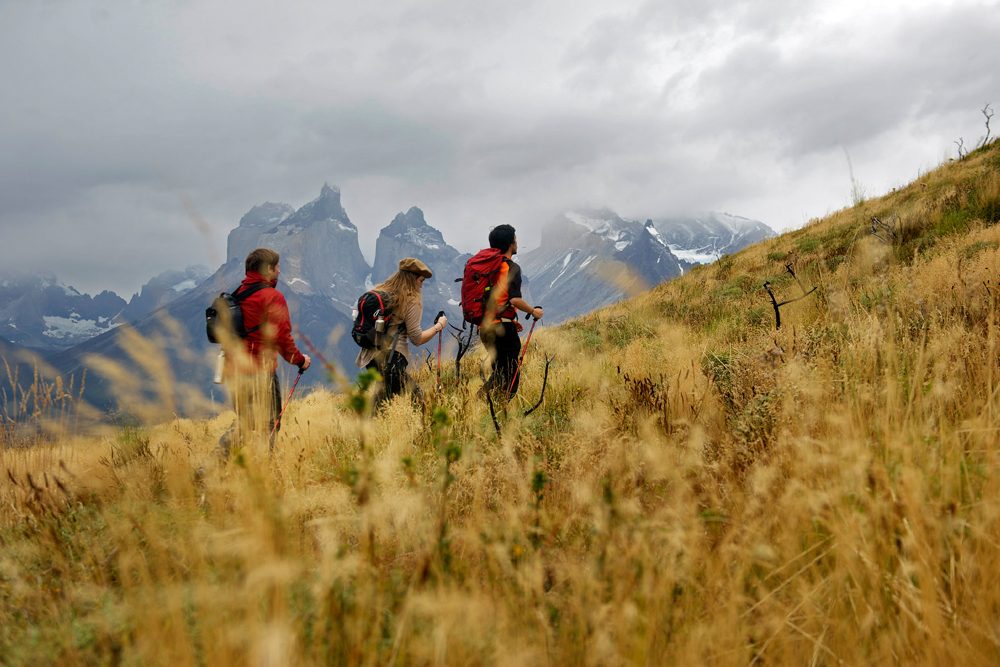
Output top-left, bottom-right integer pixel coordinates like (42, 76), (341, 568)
(376, 269), (423, 314)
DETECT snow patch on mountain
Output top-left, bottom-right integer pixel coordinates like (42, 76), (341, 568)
(405, 228), (442, 249)
(171, 279), (198, 292)
(42, 315), (119, 340)
(645, 223), (667, 247)
(550, 250), (579, 288)
(668, 245), (721, 264)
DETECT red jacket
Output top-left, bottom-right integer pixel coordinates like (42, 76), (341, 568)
(234, 272), (306, 369)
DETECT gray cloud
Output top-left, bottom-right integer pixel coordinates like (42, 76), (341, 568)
(1, 0), (998, 295)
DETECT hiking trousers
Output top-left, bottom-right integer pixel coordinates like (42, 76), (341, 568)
(366, 352), (415, 411)
(482, 321), (522, 399)
(218, 370), (281, 457)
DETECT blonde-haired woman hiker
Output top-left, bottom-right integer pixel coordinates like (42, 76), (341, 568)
(356, 257), (447, 408)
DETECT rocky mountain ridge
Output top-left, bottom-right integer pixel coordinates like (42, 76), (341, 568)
(519, 209), (775, 323)
(2, 185), (773, 414)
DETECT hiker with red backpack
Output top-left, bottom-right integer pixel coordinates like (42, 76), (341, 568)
(462, 224), (543, 400)
(213, 248), (311, 456)
(354, 257), (447, 409)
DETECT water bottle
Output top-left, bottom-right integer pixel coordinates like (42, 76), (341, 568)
(213, 349), (225, 384)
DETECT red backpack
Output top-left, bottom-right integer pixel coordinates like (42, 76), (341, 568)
(460, 248), (505, 325)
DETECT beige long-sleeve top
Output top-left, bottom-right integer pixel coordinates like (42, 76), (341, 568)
(355, 298), (424, 373)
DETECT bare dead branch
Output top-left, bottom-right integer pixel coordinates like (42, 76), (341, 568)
(785, 263), (807, 294)
(870, 216), (897, 244)
(979, 103), (994, 148)
(764, 281), (783, 330)
(955, 137), (967, 159)
(485, 389), (501, 436)
(449, 324), (478, 380)
(764, 268), (819, 330)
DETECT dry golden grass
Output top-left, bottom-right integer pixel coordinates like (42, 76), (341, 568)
(2, 141), (1000, 665)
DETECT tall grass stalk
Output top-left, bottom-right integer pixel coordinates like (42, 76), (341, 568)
(2, 141), (1000, 664)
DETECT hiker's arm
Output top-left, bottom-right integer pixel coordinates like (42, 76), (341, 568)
(510, 297), (543, 320)
(414, 314), (447, 346)
(402, 303), (445, 346)
(269, 293), (307, 367)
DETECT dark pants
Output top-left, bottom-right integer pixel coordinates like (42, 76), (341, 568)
(218, 371), (281, 457)
(367, 352), (410, 411)
(483, 322), (522, 399)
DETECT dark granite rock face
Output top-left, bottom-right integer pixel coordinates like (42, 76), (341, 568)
(226, 202), (295, 265)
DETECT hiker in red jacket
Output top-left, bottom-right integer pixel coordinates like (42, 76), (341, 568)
(480, 224), (543, 400)
(219, 248), (311, 456)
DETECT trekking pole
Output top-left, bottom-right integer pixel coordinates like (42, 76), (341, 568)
(294, 327), (337, 377)
(270, 367), (305, 444)
(506, 312), (540, 399)
(434, 311), (445, 392)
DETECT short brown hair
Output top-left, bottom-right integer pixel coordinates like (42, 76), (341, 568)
(246, 248), (280, 274)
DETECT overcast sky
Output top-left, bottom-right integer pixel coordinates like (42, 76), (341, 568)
(2, 0), (998, 296)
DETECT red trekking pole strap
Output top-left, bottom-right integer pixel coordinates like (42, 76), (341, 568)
(506, 317), (538, 398)
(436, 330), (443, 389)
(433, 310), (445, 392)
(270, 368), (305, 441)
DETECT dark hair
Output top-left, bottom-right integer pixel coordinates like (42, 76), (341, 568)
(246, 248), (280, 274)
(488, 224), (516, 252)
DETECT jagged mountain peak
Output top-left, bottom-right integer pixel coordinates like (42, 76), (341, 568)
(371, 207), (462, 284)
(238, 202), (294, 229)
(274, 183), (355, 235)
(386, 206), (428, 230)
(383, 207), (448, 250)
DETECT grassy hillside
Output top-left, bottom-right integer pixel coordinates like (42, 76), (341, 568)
(3, 140), (1000, 665)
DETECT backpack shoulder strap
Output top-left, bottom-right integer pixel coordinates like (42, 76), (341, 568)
(233, 282), (271, 335)
(233, 282), (270, 302)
